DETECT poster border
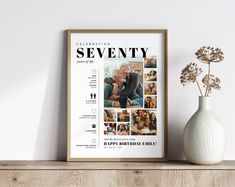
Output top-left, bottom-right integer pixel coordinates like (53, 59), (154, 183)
(67, 29), (168, 161)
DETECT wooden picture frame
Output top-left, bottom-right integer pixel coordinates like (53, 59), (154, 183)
(67, 29), (168, 161)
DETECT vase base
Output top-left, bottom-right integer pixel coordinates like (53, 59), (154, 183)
(187, 159), (223, 165)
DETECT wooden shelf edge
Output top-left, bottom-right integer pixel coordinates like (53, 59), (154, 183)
(0, 160), (234, 170)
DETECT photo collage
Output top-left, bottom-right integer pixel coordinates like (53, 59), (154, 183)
(103, 56), (157, 136)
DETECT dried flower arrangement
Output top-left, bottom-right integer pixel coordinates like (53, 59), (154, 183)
(180, 46), (224, 96)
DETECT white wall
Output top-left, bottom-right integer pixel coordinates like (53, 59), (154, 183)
(0, 0), (234, 160)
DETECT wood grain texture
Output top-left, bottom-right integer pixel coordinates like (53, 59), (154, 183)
(0, 170), (234, 187)
(0, 161), (235, 187)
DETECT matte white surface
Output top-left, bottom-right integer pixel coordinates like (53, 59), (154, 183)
(184, 97), (226, 164)
(0, 0), (234, 160)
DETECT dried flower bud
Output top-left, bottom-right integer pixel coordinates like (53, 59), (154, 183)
(195, 46), (224, 64)
(202, 74), (221, 93)
(180, 63), (202, 86)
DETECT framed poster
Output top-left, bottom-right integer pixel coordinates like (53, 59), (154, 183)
(67, 29), (168, 161)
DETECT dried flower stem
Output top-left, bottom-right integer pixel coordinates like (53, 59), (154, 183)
(205, 63), (211, 96)
(196, 80), (203, 96)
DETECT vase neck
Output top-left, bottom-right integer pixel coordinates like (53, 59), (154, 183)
(198, 96), (211, 110)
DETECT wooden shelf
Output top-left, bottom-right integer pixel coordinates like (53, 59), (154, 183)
(0, 160), (234, 170)
(0, 161), (234, 187)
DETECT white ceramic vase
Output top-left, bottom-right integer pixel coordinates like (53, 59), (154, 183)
(183, 96), (226, 164)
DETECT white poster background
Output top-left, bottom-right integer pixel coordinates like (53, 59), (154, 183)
(70, 33), (165, 158)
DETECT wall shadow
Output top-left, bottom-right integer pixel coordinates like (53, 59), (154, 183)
(33, 31), (67, 160)
(168, 119), (185, 160)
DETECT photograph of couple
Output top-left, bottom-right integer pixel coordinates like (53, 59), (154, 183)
(104, 61), (143, 108)
(144, 69), (157, 81)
